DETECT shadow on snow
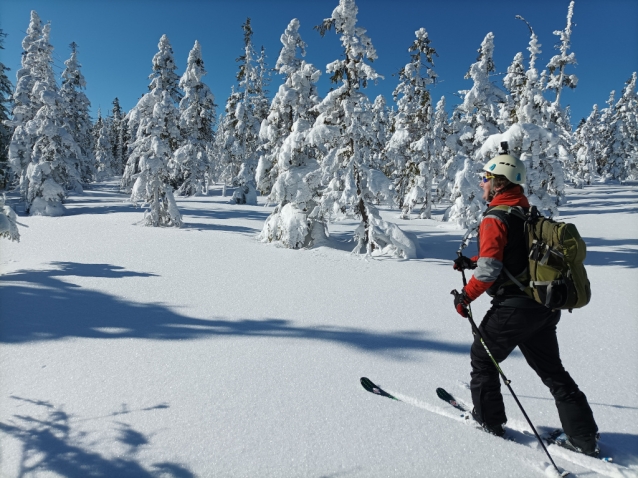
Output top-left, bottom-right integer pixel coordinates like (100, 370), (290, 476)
(582, 238), (638, 268)
(0, 396), (193, 478)
(0, 262), (469, 359)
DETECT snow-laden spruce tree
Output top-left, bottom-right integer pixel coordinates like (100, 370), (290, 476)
(572, 105), (601, 186)
(7, 11), (45, 200)
(109, 98), (127, 175)
(431, 96), (455, 203)
(597, 74), (638, 181)
(130, 90), (182, 227)
(543, 2), (579, 185)
(60, 42), (94, 184)
(307, 0), (415, 258)
(255, 18), (321, 200)
(214, 87), (241, 189)
(619, 72), (638, 179)
(502, 51), (527, 128)
(0, 194), (19, 241)
(94, 119), (114, 179)
(216, 19), (263, 205)
(0, 30), (13, 190)
(596, 91), (617, 181)
(14, 22), (84, 215)
(369, 95), (392, 174)
(514, 19), (565, 214)
(256, 18), (323, 248)
(606, 72), (638, 180)
(125, 35), (182, 226)
(173, 40), (216, 196)
(385, 28), (438, 219)
(252, 46), (271, 134)
(122, 34), (182, 193)
(443, 32), (506, 228)
(546, 1), (578, 108)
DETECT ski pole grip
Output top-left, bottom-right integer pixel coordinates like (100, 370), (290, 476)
(457, 252), (469, 287)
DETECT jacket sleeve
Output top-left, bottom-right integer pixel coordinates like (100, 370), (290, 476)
(464, 215), (508, 301)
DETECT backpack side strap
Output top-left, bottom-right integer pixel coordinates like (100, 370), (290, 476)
(503, 266), (528, 292)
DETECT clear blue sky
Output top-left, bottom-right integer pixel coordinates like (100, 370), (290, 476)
(1, 0), (637, 127)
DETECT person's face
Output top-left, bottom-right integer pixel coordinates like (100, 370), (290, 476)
(480, 173), (494, 201)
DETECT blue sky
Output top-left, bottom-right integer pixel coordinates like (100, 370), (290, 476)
(1, 0), (637, 127)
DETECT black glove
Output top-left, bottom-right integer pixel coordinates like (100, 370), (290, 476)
(451, 289), (471, 318)
(453, 255), (477, 271)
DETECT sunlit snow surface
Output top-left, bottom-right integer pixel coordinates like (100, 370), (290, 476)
(1, 180), (637, 478)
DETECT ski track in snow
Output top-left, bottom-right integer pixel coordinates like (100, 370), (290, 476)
(387, 385), (636, 478)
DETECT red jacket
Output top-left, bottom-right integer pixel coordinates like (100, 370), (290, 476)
(464, 186), (530, 301)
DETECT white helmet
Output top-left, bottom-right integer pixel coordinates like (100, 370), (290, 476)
(483, 154), (526, 185)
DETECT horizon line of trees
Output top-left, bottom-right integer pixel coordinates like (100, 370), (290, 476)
(1, 1), (636, 256)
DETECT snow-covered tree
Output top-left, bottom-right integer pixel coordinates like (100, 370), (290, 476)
(109, 98), (127, 175)
(60, 42), (94, 184)
(92, 108), (104, 150)
(625, 80), (638, 180)
(572, 105), (601, 186)
(149, 35), (182, 105)
(308, 0), (415, 258)
(257, 18), (323, 248)
(217, 19), (264, 205)
(385, 28), (437, 219)
(0, 194), (19, 241)
(130, 90), (182, 227)
(173, 40), (216, 196)
(125, 35), (182, 227)
(502, 51), (527, 127)
(214, 87), (241, 189)
(252, 46), (271, 130)
(8, 18), (83, 215)
(444, 32), (506, 228)
(598, 73), (638, 181)
(430, 96), (454, 203)
(442, 155), (485, 230)
(369, 95), (391, 174)
(461, 32), (508, 140)
(0, 30), (14, 190)
(7, 11), (45, 200)
(546, 1), (578, 107)
(122, 34), (182, 193)
(543, 2), (579, 185)
(613, 72), (638, 180)
(597, 91), (617, 180)
(94, 120), (114, 179)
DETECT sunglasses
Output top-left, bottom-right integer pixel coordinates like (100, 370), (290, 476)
(481, 173), (495, 183)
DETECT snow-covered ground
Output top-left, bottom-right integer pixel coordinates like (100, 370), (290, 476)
(1, 181), (637, 478)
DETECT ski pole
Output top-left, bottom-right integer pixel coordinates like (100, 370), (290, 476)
(455, 252), (567, 477)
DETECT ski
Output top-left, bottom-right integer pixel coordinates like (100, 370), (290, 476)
(544, 429), (613, 463)
(360, 377), (399, 401)
(436, 387), (469, 413)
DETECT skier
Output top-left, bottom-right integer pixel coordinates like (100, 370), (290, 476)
(451, 153), (600, 457)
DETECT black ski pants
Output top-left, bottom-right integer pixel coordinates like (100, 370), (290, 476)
(470, 304), (598, 440)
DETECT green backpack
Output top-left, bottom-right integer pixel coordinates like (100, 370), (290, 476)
(488, 205), (592, 311)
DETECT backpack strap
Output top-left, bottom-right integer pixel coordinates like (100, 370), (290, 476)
(484, 205), (527, 222)
(503, 267), (528, 292)
(483, 205), (530, 294)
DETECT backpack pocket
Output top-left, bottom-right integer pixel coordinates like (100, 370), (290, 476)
(533, 279), (569, 309)
(529, 261), (570, 309)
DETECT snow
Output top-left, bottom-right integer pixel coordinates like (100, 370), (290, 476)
(1, 180), (637, 478)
